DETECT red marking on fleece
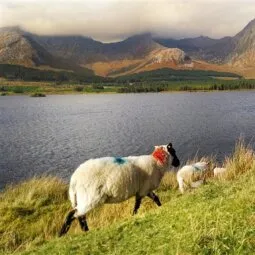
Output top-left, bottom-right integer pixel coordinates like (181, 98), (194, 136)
(152, 148), (168, 165)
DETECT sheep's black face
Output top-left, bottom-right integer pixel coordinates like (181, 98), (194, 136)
(167, 143), (180, 167)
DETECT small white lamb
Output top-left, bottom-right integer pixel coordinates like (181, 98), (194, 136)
(59, 143), (180, 236)
(177, 162), (209, 193)
(213, 167), (227, 178)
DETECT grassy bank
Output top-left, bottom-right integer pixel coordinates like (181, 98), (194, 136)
(0, 141), (255, 254)
(0, 80), (120, 95)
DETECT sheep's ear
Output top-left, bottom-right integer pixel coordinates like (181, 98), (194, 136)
(167, 143), (173, 149)
(154, 145), (160, 149)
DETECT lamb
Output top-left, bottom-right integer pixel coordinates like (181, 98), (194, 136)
(59, 142), (180, 236)
(177, 162), (209, 193)
(213, 167), (227, 178)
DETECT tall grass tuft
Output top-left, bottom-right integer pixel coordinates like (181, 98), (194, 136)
(0, 177), (69, 253)
(224, 139), (255, 180)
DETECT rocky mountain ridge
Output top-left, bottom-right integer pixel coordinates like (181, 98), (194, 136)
(0, 18), (255, 77)
(155, 18), (255, 67)
(0, 28), (189, 75)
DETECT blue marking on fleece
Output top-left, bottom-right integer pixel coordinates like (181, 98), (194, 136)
(113, 157), (126, 165)
(192, 165), (204, 172)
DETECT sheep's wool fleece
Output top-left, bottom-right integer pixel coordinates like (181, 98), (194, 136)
(70, 155), (168, 209)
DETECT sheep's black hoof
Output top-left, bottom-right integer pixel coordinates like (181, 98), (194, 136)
(78, 216), (89, 232)
(58, 209), (76, 237)
(147, 192), (161, 206)
(59, 226), (68, 237)
(59, 220), (73, 237)
(133, 195), (142, 215)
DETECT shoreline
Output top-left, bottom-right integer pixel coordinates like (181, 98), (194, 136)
(2, 88), (255, 96)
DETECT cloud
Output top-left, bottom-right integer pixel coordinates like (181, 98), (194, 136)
(0, 0), (254, 42)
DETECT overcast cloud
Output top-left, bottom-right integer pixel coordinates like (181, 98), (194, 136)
(0, 0), (254, 42)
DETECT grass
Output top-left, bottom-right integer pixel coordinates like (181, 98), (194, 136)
(0, 178), (69, 253)
(0, 141), (255, 254)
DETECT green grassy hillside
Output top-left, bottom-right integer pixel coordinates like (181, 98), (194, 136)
(117, 68), (242, 81)
(0, 142), (254, 254)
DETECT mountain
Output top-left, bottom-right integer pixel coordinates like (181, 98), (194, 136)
(31, 34), (104, 64)
(0, 28), (190, 76)
(0, 26), (47, 66)
(32, 32), (189, 67)
(88, 44), (191, 76)
(33, 33), (160, 64)
(228, 18), (255, 67)
(155, 18), (255, 67)
(155, 36), (235, 64)
(0, 26), (91, 72)
(0, 19), (255, 78)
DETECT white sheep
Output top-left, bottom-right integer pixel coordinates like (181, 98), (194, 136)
(59, 143), (180, 236)
(213, 167), (227, 178)
(177, 162), (209, 194)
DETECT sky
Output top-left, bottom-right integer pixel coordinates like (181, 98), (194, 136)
(0, 0), (255, 42)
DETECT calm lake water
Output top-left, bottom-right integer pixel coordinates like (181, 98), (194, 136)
(1, 92), (255, 189)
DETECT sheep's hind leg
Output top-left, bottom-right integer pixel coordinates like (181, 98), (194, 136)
(133, 194), (142, 215)
(177, 176), (185, 194)
(59, 209), (76, 237)
(78, 215), (89, 232)
(147, 192), (161, 206)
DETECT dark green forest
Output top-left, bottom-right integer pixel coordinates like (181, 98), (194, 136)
(0, 64), (106, 83)
(116, 68), (242, 82)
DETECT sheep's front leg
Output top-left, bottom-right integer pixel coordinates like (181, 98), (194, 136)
(133, 194), (142, 215)
(147, 192), (161, 206)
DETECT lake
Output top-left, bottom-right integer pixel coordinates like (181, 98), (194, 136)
(1, 92), (255, 189)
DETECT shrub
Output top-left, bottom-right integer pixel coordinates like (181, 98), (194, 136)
(13, 87), (25, 93)
(30, 93), (46, 97)
(0, 86), (8, 92)
(92, 84), (104, 90)
(74, 86), (84, 92)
